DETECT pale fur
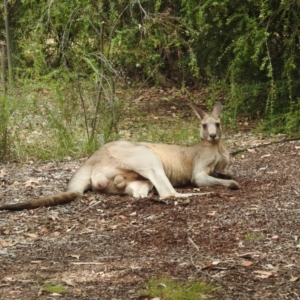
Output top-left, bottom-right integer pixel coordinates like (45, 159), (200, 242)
(68, 101), (239, 199)
(0, 102), (238, 211)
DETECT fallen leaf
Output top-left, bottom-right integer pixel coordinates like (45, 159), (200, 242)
(9, 290), (22, 294)
(24, 233), (38, 238)
(0, 170), (8, 177)
(70, 254), (80, 260)
(31, 260), (42, 264)
(253, 270), (273, 276)
(109, 225), (118, 229)
(265, 264), (279, 272)
(255, 274), (277, 279)
(238, 252), (259, 258)
(290, 276), (300, 282)
(247, 148), (256, 153)
(284, 264), (295, 268)
(241, 260), (253, 267)
(207, 211), (216, 217)
(24, 181), (34, 188)
(261, 154), (271, 158)
(50, 293), (61, 296)
(265, 264), (275, 269)
(181, 199), (190, 205)
(272, 265), (279, 273)
(49, 215), (59, 221)
(63, 278), (75, 287)
(0, 239), (9, 247)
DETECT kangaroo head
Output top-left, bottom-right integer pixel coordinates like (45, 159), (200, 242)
(190, 102), (223, 142)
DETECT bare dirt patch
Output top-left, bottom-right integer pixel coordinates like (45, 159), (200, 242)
(1, 139), (300, 299)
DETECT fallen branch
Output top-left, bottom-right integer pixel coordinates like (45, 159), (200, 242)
(231, 137), (300, 156)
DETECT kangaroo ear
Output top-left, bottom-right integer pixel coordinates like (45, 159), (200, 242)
(211, 101), (223, 118)
(190, 103), (207, 120)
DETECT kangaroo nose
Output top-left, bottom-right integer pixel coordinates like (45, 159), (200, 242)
(210, 134), (216, 140)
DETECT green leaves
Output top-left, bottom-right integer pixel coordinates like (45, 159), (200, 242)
(5, 0), (300, 135)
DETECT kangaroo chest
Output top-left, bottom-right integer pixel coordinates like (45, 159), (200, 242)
(193, 145), (230, 175)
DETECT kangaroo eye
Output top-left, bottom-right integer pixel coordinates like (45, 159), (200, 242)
(215, 123), (220, 128)
(202, 124), (207, 130)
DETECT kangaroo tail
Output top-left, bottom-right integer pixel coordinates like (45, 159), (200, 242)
(0, 156), (95, 211)
(0, 191), (81, 211)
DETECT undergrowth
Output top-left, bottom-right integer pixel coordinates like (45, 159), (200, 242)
(2, 80), (203, 161)
(2, 1), (300, 161)
(1, 75), (299, 162)
(3, 74), (124, 161)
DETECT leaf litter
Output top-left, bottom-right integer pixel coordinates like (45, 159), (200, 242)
(1, 89), (300, 299)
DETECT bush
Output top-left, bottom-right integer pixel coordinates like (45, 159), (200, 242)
(2, 0), (300, 152)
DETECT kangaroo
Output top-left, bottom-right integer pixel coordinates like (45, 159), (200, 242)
(0, 102), (239, 211)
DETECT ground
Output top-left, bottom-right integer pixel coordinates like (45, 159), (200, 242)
(1, 93), (300, 299)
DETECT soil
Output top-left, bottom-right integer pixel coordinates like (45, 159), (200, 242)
(1, 93), (300, 299)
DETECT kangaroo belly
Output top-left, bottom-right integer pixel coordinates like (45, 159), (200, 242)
(145, 143), (194, 187)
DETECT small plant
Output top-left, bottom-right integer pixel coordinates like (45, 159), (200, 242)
(139, 277), (214, 300)
(43, 282), (67, 294)
(244, 233), (263, 242)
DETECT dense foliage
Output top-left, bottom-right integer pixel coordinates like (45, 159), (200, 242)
(1, 0), (300, 157)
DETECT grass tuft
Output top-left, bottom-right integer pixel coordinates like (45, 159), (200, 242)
(244, 233), (264, 242)
(44, 282), (67, 294)
(139, 277), (214, 300)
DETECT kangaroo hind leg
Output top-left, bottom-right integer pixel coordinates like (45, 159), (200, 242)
(125, 180), (153, 198)
(115, 172), (153, 198)
(119, 146), (198, 199)
(67, 163), (93, 193)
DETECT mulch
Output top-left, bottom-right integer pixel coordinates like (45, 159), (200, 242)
(0, 140), (300, 299)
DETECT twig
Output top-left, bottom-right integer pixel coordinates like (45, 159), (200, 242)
(1, 41), (6, 92)
(194, 192), (215, 197)
(70, 262), (104, 265)
(230, 137), (300, 156)
(188, 236), (199, 251)
(4, 279), (36, 284)
(82, 200), (102, 212)
(190, 254), (198, 270)
(78, 80), (90, 140)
